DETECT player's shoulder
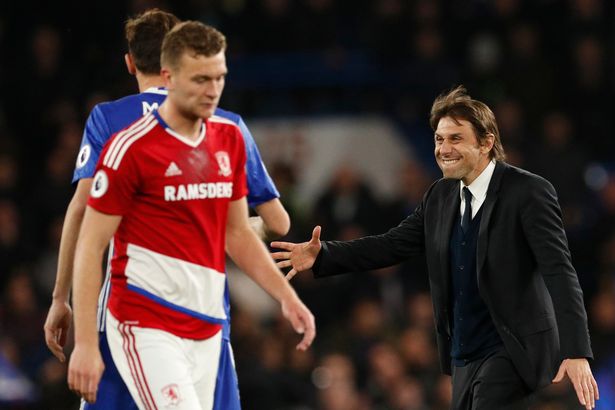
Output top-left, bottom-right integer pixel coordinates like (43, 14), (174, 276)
(213, 107), (242, 125)
(94, 92), (140, 113)
(208, 110), (244, 138)
(94, 89), (164, 115)
(101, 113), (159, 170)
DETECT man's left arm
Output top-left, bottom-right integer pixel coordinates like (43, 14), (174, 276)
(238, 116), (290, 240)
(520, 177), (598, 409)
(251, 199), (290, 241)
(226, 197), (315, 351)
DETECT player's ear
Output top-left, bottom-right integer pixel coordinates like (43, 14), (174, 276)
(160, 67), (173, 89)
(125, 53), (137, 75)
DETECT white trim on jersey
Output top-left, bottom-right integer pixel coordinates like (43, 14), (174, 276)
(103, 114), (153, 167)
(125, 243), (227, 321)
(97, 240), (114, 332)
(103, 114), (156, 170)
(163, 122), (206, 148)
(209, 115), (240, 128)
(110, 118), (158, 170)
(143, 87), (169, 95)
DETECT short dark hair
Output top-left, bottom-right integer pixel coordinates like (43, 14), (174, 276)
(430, 86), (506, 162)
(161, 21), (226, 70)
(125, 9), (179, 75)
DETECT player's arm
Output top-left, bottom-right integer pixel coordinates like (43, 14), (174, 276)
(225, 197), (315, 350)
(238, 116), (290, 240)
(45, 104), (109, 361)
(250, 198), (290, 241)
(44, 178), (92, 362)
(68, 207), (121, 404)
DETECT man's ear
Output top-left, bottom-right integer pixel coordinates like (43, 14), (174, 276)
(161, 67), (172, 89)
(481, 133), (495, 154)
(125, 53), (137, 75)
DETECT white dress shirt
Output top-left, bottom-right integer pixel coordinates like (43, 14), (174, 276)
(459, 160), (496, 220)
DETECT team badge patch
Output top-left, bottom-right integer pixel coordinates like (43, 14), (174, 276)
(215, 151), (231, 177)
(76, 144), (91, 169)
(91, 170), (109, 198)
(161, 383), (182, 407)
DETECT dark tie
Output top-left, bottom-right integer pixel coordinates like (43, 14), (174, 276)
(461, 187), (472, 233)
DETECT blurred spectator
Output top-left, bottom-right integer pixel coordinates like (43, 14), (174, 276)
(502, 23), (555, 125)
(0, 271), (48, 380)
(528, 111), (589, 209)
(314, 353), (369, 410)
(0, 200), (24, 291)
(314, 164), (383, 238)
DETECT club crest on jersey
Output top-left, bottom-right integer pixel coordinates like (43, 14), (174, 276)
(164, 162), (183, 177)
(161, 383), (182, 407)
(215, 151), (231, 177)
(91, 170), (109, 198)
(76, 144), (91, 169)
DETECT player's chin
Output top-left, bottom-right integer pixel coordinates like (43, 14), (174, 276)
(198, 104), (217, 119)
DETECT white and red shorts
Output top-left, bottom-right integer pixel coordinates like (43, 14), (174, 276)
(106, 311), (222, 410)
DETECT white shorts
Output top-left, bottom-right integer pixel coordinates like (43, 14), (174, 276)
(106, 310), (222, 410)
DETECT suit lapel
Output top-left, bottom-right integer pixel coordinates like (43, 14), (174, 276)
(477, 161), (506, 280)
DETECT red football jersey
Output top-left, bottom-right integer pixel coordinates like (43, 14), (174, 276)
(88, 110), (248, 339)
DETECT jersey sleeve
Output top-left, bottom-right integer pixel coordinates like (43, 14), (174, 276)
(237, 117), (280, 207)
(73, 105), (112, 183)
(87, 138), (139, 216)
(231, 127), (249, 201)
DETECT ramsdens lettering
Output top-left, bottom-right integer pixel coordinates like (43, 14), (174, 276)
(164, 183), (233, 201)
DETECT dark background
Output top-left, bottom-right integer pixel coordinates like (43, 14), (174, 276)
(1, 0), (614, 409)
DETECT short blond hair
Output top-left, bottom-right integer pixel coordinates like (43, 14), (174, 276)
(161, 21), (226, 70)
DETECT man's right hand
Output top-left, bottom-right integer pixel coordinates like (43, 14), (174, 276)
(271, 225), (322, 280)
(68, 342), (104, 404)
(44, 299), (73, 362)
(281, 295), (316, 351)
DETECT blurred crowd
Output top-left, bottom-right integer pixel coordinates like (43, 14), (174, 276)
(1, 0), (615, 408)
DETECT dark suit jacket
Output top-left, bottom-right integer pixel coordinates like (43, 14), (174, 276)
(314, 161), (592, 390)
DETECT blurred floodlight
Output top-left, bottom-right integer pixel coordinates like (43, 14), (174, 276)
(584, 163), (609, 191)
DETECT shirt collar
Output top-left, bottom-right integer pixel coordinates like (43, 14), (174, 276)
(459, 160), (496, 201)
(143, 87), (168, 95)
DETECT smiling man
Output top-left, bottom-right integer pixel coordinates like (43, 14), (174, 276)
(272, 86), (598, 410)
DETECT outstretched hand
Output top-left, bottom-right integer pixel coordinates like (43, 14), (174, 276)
(271, 226), (322, 280)
(552, 358), (598, 409)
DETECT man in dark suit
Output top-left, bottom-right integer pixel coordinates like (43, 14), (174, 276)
(272, 86), (598, 409)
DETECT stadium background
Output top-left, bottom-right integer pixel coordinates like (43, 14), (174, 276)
(1, 0), (615, 408)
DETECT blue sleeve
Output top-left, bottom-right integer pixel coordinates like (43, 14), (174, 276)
(238, 117), (280, 208)
(72, 105), (112, 183)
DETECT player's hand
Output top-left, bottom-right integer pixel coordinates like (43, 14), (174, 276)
(44, 299), (73, 362)
(281, 295), (316, 351)
(271, 226), (322, 280)
(68, 343), (105, 404)
(552, 358), (598, 409)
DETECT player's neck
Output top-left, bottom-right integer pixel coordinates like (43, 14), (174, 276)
(136, 73), (165, 93)
(157, 102), (203, 141)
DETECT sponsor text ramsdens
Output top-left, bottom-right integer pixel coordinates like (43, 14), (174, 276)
(164, 183), (233, 201)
